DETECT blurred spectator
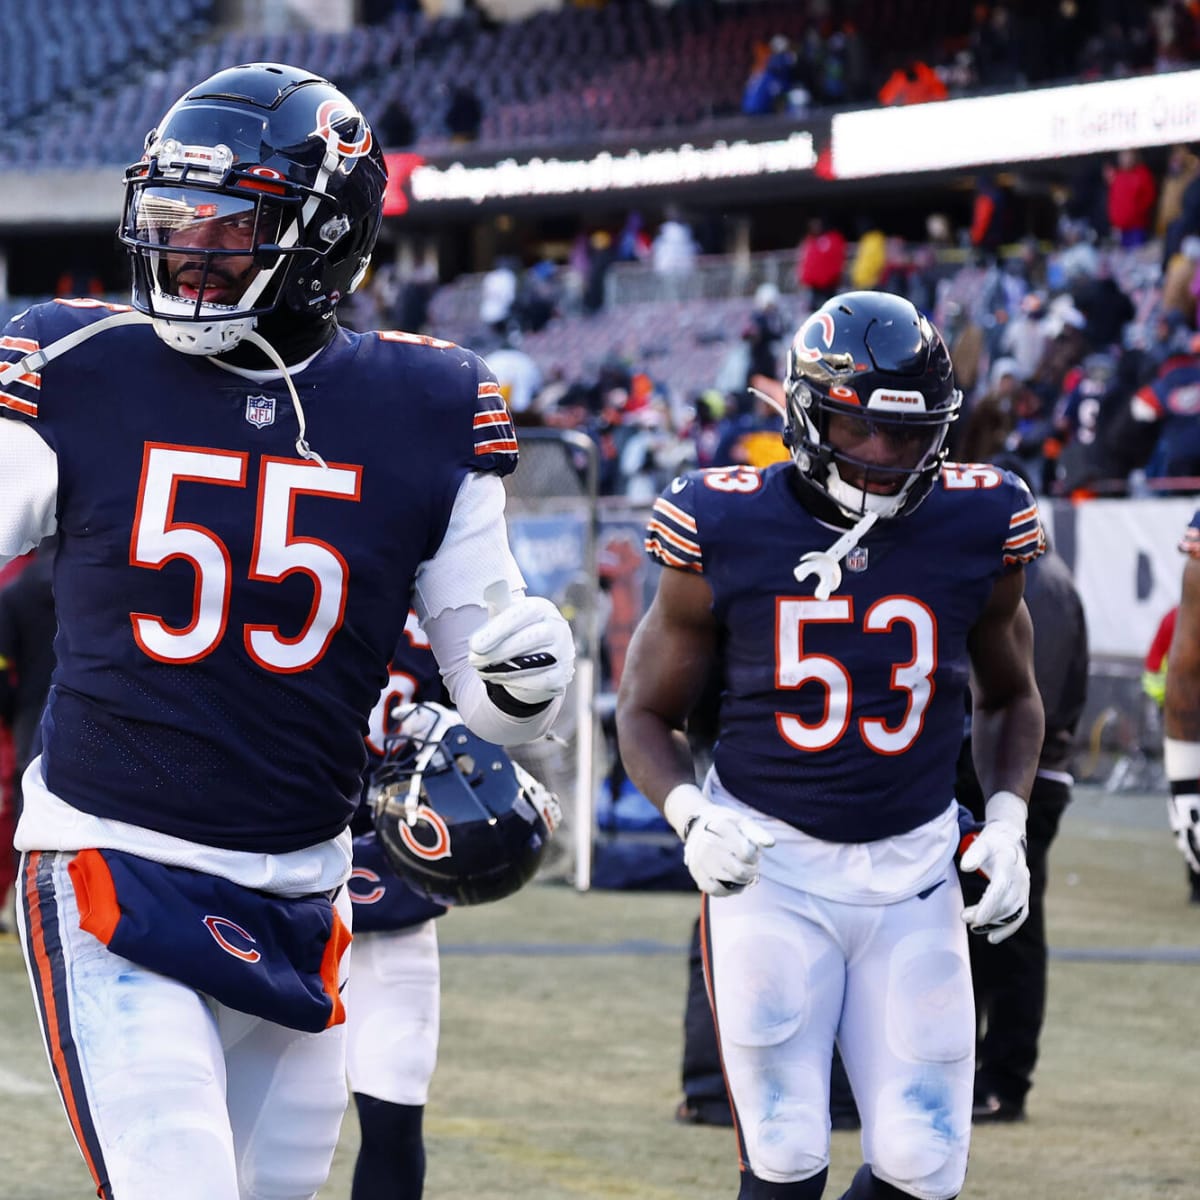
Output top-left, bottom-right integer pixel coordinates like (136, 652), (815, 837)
(479, 256), (519, 335)
(849, 217), (887, 291)
(1060, 158), (1110, 243)
(1001, 293), (1052, 385)
(742, 34), (796, 116)
(1161, 235), (1200, 325)
(877, 58), (948, 106)
(686, 390), (728, 470)
(1129, 333), (1200, 486)
(616, 212), (652, 264)
(484, 332), (544, 421)
(513, 259), (559, 334)
(1072, 265), (1136, 350)
(711, 387), (788, 469)
(1104, 149), (1158, 248)
(445, 84), (483, 141)
(377, 96), (416, 148)
(943, 299), (986, 398)
(1156, 145), (1200, 239)
(796, 216), (846, 308)
(741, 283), (787, 389)
(583, 230), (616, 315)
(958, 357), (1030, 463)
(957, 530), (1088, 1125)
(651, 210), (698, 300)
(1047, 217), (1101, 291)
(970, 2), (1024, 87)
(970, 172), (1009, 253)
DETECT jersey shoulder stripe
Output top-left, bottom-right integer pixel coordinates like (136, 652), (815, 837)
(646, 490), (702, 572)
(0, 333), (41, 417)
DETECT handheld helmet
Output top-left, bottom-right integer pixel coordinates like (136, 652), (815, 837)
(370, 706), (562, 907)
(119, 62), (387, 356)
(783, 291), (961, 520)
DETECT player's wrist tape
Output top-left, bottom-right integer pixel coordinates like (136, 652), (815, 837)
(1164, 737), (1200, 791)
(663, 782), (706, 842)
(983, 790), (1028, 836)
(484, 681), (552, 718)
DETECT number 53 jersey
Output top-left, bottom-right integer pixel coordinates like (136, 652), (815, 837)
(646, 462), (1044, 842)
(0, 299), (518, 856)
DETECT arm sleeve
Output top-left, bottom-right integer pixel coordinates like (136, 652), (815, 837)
(413, 471), (563, 744)
(412, 472), (526, 620)
(0, 420), (58, 566)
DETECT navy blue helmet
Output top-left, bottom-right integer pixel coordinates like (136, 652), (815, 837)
(370, 707), (561, 907)
(783, 291), (962, 520)
(120, 62), (387, 355)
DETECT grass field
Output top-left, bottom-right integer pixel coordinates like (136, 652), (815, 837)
(1, 783), (1197, 1199)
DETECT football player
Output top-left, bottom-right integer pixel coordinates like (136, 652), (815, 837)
(346, 610), (559, 1200)
(1163, 510), (1200, 903)
(0, 64), (574, 1200)
(616, 290), (1045, 1200)
(346, 613), (448, 1200)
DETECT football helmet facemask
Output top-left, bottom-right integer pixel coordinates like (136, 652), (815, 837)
(120, 62), (387, 356)
(783, 291), (962, 521)
(370, 706), (562, 907)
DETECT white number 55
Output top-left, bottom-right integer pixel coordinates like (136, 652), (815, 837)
(130, 442), (360, 672)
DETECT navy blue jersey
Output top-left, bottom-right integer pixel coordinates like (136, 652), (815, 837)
(646, 461), (1044, 841)
(0, 299), (517, 853)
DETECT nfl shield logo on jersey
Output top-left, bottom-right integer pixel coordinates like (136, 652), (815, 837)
(846, 546), (869, 573)
(245, 394), (276, 428)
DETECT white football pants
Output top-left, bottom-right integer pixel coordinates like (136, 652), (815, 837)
(344, 921), (440, 1105)
(17, 850), (350, 1200)
(703, 860), (975, 1200)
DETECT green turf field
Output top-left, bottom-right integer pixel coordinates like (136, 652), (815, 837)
(1, 783), (1197, 1198)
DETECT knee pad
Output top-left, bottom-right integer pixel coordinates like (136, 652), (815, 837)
(739, 1165), (828, 1199)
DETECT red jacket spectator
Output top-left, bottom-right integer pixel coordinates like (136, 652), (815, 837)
(796, 218), (846, 304)
(1106, 150), (1158, 247)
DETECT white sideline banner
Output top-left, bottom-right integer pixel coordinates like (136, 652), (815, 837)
(1068, 497), (1194, 660)
(832, 69), (1200, 179)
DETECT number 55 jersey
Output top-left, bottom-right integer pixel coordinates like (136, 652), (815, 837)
(646, 461), (1044, 843)
(0, 299), (519, 858)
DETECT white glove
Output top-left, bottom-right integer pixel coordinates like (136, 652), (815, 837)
(664, 784), (776, 898)
(1163, 738), (1200, 873)
(960, 791), (1031, 945)
(1167, 792), (1200, 874)
(468, 591), (575, 707)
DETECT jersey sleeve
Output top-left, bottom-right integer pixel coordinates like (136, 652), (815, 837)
(0, 309), (59, 563)
(0, 307), (44, 432)
(470, 356), (519, 477)
(645, 473), (703, 573)
(1000, 472), (1045, 567)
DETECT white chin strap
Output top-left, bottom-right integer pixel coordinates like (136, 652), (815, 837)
(825, 463), (911, 520)
(151, 307), (257, 356)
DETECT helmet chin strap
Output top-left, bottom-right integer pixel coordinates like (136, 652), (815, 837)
(206, 329), (328, 469)
(0, 301), (329, 472)
(793, 509), (879, 601)
(0, 309), (153, 386)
